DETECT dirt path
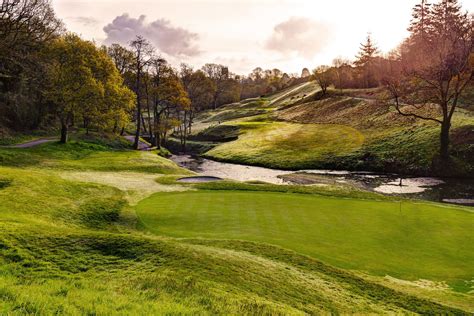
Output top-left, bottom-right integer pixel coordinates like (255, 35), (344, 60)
(7, 138), (57, 148)
(4, 135), (152, 150)
(123, 135), (152, 150)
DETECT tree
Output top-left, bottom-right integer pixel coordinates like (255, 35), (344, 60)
(250, 67), (264, 81)
(107, 43), (135, 76)
(301, 68), (311, 78)
(106, 44), (136, 134)
(148, 58), (172, 148)
(182, 68), (216, 112)
(201, 63), (229, 109)
(354, 34), (380, 88)
(408, 0), (432, 44)
(47, 34), (134, 143)
(384, 0), (473, 162)
(332, 57), (351, 92)
(0, 0), (63, 130)
(312, 65), (333, 96)
(129, 36), (154, 150)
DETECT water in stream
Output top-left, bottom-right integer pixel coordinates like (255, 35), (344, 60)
(171, 155), (474, 206)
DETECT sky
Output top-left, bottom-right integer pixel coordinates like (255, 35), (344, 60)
(53, 0), (474, 75)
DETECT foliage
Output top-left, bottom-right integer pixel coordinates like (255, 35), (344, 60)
(46, 34), (135, 142)
(311, 65), (333, 95)
(201, 63), (241, 109)
(354, 34), (381, 88)
(0, 0), (63, 130)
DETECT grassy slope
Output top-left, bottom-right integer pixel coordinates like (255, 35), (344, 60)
(0, 135), (472, 314)
(136, 190), (474, 292)
(0, 136), (183, 174)
(205, 121), (364, 169)
(194, 83), (474, 175)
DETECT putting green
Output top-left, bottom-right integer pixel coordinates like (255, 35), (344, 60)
(136, 191), (474, 291)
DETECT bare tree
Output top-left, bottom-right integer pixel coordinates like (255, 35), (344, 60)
(312, 65), (333, 96)
(129, 36), (154, 150)
(384, 0), (473, 162)
(332, 57), (351, 92)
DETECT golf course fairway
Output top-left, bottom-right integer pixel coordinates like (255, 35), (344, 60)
(136, 191), (474, 291)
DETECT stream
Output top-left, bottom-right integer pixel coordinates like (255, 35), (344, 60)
(171, 155), (474, 206)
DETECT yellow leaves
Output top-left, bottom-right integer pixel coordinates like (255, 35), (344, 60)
(46, 34), (135, 129)
(156, 73), (191, 110)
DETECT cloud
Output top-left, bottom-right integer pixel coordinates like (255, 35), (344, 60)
(68, 16), (100, 27)
(103, 14), (200, 57)
(265, 17), (331, 58)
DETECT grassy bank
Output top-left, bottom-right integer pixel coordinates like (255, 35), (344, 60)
(204, 121), (365, 169)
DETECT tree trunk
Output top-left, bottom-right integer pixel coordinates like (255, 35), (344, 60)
(213, 96), (217, 110)
(60, 120), (68, 144)
(439, 120), (450, 161)
(84, 118), (89, 135)
(134, 64), (141, 150)
(134, 109), (141, 150)
(155, 132), (161, 149)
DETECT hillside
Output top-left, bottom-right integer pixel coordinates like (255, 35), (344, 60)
(187, 83), (474, 176)
(0, 134), (472, 313)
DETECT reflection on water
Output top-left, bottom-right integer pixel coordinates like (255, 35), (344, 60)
(171, 155), (474, 206)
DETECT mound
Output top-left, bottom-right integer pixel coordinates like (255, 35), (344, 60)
(190, 124), (240, 142)
(205, 122), (364, 169)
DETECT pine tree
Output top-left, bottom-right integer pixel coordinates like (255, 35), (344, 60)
(407, 0), (432, 44)
(354, 34), (379, 67)
(429, 0), (469, 41)
(354, 34), (380, 88)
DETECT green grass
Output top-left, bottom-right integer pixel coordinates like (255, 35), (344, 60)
(1, 166), (463, 314)
(136, 191), (474, 292)
(190, 124), (240, 142)
(205, 122), (364, 169)
(0, 128), (474, 315)
(0, 130), (56, 146)
(0, 139), (184, 174)
(0, 134), (472, 313)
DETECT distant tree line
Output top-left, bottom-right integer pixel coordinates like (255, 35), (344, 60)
(311, 34), (395, 92)
(239, 68), (308, 100)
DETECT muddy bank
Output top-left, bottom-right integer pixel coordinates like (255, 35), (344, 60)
(171, 155), (474, 206)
